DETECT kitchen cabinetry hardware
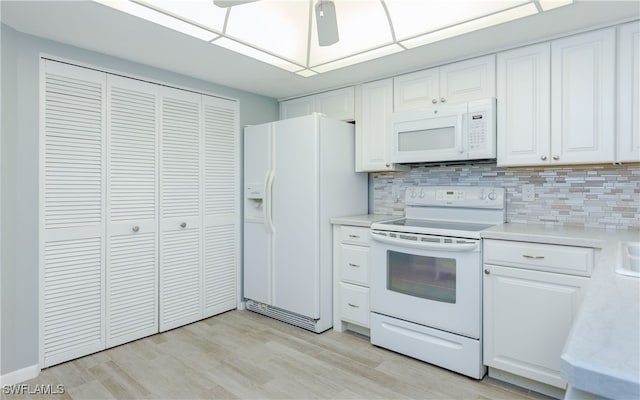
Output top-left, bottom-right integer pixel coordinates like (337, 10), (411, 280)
(132, 225), (140, 233)
(394, 55), (495, 112)
(497, 28), (615, 166)
(180, 222), (187, 228)
(334, 225), (371, 332)
(483, 239), (591, 389)
(484, 269), (490, 275)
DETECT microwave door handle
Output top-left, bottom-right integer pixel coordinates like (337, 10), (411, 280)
(371, 232), (478, 252)
(458, 114), (466, 154)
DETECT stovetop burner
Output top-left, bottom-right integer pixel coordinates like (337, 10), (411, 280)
(371, 186), (507, 239)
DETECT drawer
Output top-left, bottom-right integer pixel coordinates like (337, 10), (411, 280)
(340, 226), (369, 246)
(341, 244), (369, 285)
(483, 239), (594, 276)
(339, 283), (369, 327)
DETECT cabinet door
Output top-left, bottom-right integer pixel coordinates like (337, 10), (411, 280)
(202, 95), (239, 318)
(497, 43), (551, 166)
(440, 55), (496, 104)
(356, 79), (407, 172)
(40, 60), (106, 367)
(279, 97), (313, 119)
(483, 264), (588, 389)
(551, 28), (616, 164)
(159, 87), (203, 332)
(393, 67), (439, 111)
(105, 76), (159, 347)
(315, 87), (355, 121)
(617, 22), (640, 163)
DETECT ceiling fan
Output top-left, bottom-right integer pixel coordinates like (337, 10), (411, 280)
(213, 0), (339, 46)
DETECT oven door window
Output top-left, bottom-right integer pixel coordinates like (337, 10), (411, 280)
(387, 250), (456, 304)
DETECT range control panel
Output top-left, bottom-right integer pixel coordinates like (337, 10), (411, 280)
(405, 186), (505, 209)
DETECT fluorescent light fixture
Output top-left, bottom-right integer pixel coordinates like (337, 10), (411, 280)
(93, 1), (575, 77)
(212, 37), (303, 72)
(296, 69), (319, 78)
(401, 3), (539, 49)
(313, 44), (403, 73)
(94, 0), (219, 42)
(537, 0), (574, 12)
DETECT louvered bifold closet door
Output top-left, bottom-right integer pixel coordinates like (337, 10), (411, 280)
(106, 76), (159, 347)
(202, 95), (239, 317)
(159, 87), (203, 332)
(40, 60), (106, 367)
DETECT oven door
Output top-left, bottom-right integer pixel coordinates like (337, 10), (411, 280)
(370, 230), (482, 339)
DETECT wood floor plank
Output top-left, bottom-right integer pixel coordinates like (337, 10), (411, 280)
(4, 310), (553, 399)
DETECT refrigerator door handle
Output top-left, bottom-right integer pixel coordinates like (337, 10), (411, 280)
(265, 171), (275, 233)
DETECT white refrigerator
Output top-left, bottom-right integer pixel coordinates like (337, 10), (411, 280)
(243, 113), (367, 333)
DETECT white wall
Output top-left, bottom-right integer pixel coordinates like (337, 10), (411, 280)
(0, 23), (279, 378)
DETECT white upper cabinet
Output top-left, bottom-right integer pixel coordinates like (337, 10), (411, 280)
(497, 43), (551, 166)
(498, 28), (616, 166)
(280, 87), (354, 121)
(551, 28), (616, 164)
(355, 79), (408, 172)
(394, 55), (496, 111)
(617, 21), (640, 163)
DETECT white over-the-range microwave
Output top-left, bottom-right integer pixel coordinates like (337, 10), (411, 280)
(391, 98), (496, 164)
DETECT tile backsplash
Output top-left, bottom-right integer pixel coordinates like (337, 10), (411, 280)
(372, 163), (640, 230)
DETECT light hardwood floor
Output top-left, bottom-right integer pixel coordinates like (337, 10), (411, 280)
(5, 310), (550, 399)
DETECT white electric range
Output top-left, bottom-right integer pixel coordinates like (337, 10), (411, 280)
(369, 186), (506, 379)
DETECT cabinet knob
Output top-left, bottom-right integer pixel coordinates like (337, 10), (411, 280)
(440, 97), (446, 103)
(552, 155), (560, 160)
(432, 99), (438, 104)
(180, 222), (187, 228)
(385, 163), (390, 167)
(540, 155), (547, 161)
(484, 269), (490, 275)
(132, 225), (140, 233)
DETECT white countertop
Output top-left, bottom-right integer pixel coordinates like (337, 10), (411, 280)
(482, 223), (640, 399)
(330, 214), (397, 228)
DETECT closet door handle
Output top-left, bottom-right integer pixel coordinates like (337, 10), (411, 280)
(132, 225), (140, 233)
(180, 222), (187, 228)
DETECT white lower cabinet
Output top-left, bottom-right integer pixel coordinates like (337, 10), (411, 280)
(483, 239), (591, 390)
(333, 225), (371, 333)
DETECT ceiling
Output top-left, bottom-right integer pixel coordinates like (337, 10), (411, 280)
(1, 1), (639, 100)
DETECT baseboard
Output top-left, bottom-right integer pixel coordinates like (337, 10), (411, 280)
(1, 364), (40, 386)
(488, 367), (565, 399)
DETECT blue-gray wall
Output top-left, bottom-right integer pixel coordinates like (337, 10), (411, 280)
(0, 23), (279, 376)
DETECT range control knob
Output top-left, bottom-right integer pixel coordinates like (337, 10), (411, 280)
(479, 190), (487, 200)
(488, 191), (498, 201)
(410, 189), (417, 198)
(419, 189), (425, 198)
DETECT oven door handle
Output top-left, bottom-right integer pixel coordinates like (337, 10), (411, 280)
(371, 232), (478, 252)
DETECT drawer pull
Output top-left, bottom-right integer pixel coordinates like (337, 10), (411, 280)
(347, 303), (359, 308)
(348, 263), (360, 268)
(348, 234), (360, 239)
(522, 254), (545, 259)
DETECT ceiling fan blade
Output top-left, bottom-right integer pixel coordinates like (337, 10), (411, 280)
(315, 0), (339, 46)
(213, 0), (259, 7)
